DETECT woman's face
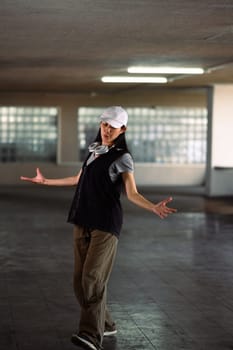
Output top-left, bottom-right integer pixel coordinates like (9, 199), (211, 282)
(100, 122), (126, 146)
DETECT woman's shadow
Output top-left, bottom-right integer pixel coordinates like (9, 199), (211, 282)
(103, 336), (118, 350)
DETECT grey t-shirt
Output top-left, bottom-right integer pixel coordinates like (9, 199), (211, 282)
(86, 152), (134, 182)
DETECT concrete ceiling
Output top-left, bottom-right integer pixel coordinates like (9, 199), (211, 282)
(1, 0), (233, 94)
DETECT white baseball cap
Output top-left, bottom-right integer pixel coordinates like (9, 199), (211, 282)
(100, 106), (128, 128)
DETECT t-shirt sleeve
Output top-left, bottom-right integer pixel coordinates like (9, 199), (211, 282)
(109, 153), (134, 182)
(114, 153), (134, 173)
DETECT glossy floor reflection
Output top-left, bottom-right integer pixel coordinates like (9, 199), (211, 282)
(1, 186), (233, 350)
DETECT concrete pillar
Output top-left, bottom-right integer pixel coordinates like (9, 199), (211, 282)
(58, 103), (78, 164)
(206, 85), (233, 196)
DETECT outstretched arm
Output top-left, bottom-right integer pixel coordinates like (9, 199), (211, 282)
(20, 167), (82, 187)
(122, 172), (177, 219)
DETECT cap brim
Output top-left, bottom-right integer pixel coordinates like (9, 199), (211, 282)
(100, 117), (123, 128)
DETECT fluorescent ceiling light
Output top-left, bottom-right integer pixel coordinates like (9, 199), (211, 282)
(101, 76), (167, 83)
(128, 66), (204, 74)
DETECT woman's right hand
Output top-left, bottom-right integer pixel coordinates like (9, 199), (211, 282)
(20, 168), (46, 184)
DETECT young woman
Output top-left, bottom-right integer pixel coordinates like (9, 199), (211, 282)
(21, 106), (176, 350)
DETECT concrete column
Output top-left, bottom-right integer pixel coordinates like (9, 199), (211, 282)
(58, 103), (78, 164)
(206, 85), (233, 196)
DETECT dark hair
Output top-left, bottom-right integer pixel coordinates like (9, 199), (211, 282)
(94, 127), (131, 154)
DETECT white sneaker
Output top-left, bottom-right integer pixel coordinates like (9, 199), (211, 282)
(103, 329), (117, 336)
(71, 333), (97, 350)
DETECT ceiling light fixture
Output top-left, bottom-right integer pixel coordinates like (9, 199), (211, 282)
(101, 76), (167, 83)
(127, 66), (205, 75)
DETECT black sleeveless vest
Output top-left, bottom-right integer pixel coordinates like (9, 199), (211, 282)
(67, 148), (126, 237)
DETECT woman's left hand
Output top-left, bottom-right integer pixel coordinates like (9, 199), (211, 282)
(152, 197), (177, 219)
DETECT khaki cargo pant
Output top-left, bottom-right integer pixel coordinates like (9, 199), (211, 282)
(73, 225), (118, 348)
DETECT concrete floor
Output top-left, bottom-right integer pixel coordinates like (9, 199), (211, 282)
(1, 186), (233, 350)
